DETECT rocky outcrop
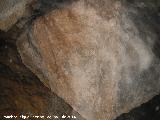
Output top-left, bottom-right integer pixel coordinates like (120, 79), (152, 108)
(17, 0), (160, 120)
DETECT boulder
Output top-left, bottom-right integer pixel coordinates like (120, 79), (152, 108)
(17, 0), (160, 120)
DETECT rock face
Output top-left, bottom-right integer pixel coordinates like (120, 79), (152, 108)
(17, 0), (160, 120)
(0, 0), (33, 31)
(0, 31), (84, 120)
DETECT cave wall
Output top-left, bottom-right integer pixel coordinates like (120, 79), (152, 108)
(0, 0), (160, 120)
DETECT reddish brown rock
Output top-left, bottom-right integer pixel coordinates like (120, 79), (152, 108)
(17, 0), (160, 120)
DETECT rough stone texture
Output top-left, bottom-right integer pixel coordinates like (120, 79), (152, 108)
(0, 30), (84, 120)
(17, 0), (160, 120)
(0, 0), (33, 31)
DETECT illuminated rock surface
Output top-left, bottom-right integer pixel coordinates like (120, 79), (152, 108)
(17, 0), (160, 120)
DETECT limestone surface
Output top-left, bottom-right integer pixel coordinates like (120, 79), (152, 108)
(17, 0), (160, 120)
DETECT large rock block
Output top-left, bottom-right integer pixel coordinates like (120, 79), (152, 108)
(17, 0), (160, 120)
